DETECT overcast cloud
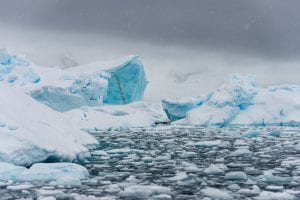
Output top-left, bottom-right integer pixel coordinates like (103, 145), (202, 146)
(0, 0), (299, 99)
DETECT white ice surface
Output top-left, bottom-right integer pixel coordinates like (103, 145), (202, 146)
(0, 162), (89, 183)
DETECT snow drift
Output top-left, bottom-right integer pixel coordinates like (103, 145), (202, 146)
(165, 74), (300, 127)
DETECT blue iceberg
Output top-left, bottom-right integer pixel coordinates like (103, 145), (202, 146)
(104, 56), (147, 104)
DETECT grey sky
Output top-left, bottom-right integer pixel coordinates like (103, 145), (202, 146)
(0, 0), (299, 60)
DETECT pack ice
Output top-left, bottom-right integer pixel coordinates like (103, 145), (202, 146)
(164, 74), (300, 127)
(0, 49), (159, 169)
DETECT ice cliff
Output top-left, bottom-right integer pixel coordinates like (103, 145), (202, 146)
(164, 74), (300, 127)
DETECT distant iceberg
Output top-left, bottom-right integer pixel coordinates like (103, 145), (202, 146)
(165, 74), (300, 127)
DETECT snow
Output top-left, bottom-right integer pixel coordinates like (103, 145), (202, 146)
(0, 162), (89, 183)
(166, 74), (300, 127)
(0, 84), (97, 166)
(64, 101), (168, 130)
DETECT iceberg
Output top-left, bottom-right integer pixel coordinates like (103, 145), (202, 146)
(166, 74), (300, 127)
(29, 56), (147, 112)
(1, 49), (147, 112)
(104, 56), (147, 104)
(0, 49), (161, 168)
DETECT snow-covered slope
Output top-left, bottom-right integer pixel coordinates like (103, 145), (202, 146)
(64, 101), (168, 131)
(166, 74), (300, 127)
(0, 85), (97, 166)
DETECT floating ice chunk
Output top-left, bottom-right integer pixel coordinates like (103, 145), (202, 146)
(149, 194), (172, 200)
(104, 184), (122, 194)
(255, 191), (295, 200)
(169, 172), (188, 181)
(0, 162), (89, 183)
(238, 185), (260, 196)
(229, 148), (252, 156)
(269, 130), (281, 137)
(227, 184), (240, 191)
(118, 185), (171, 198)
(0, 162), (27, 181)
(201, 187), (233, 200)
(204, 164), (224, 174)
(225, 171), (248, 180)
(19, 162), (89, 182)
(263, 171), (292, 184)
(180, 151), (196, 158)
(107, 148), (132, 154)
(36, 189), (65, 198)
(6, 183), (34, 190)
(266, 185), (284, 192)
(91, 150), (108, 156)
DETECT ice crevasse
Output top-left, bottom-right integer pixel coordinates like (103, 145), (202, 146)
(163, 74), (300, 127)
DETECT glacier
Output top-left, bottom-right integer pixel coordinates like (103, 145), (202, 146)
(165, 74), (300, 127)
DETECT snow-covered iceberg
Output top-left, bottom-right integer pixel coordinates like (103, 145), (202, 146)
(1, 49), (147, 112)
(0, 49), (160, 167)
(166, 74), (300, 127)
